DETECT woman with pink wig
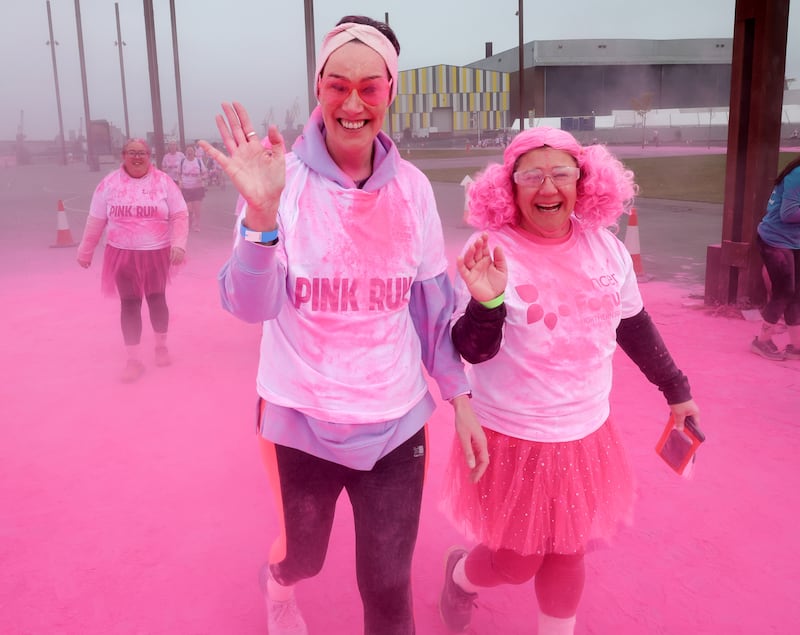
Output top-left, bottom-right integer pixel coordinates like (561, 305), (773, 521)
(201, 15), (487, 635)
(438, 127), (701, 634)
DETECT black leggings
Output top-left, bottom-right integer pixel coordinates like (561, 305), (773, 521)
(120, 294), (169, 345)
(758, 235), (800, 326)
(115, 253), (169, 345)
(270, 426), (427, 635)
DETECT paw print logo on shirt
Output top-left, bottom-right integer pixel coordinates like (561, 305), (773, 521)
(515, 284), (571, 330)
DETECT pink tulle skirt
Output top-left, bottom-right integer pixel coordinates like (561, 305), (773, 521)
(440, 419), (635, 556)
(101, 245), (171, 298)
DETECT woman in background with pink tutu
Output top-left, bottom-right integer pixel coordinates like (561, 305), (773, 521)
(77, 138), (188, 382)
(438, 127), (701, 634)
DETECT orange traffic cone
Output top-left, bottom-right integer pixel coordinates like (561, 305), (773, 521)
(624, 207), (648, 281)
(51, 199), (77, 248)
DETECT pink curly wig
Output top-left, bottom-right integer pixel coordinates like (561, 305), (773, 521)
(466, 127), (637, 231)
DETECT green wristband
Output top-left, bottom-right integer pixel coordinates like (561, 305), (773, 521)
(479, 293), (505, 309)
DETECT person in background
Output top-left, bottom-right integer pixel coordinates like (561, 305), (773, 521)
(651, 129), (660, 147)
(160, 138), (184, 184)
(206, 150), (225, 190)
(438, 127), (700, 634)
(193, 139), (206, 163)
(77, 138), (188, 382)
(178, 144), (207, 232)
(751, 155), (800, 360)
(200, 15), (488, 635)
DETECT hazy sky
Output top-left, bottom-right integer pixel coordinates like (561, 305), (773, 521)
(2, 0), (798, 142)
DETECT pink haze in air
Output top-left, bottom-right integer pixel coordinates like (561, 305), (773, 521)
(0, 157), (798, 634)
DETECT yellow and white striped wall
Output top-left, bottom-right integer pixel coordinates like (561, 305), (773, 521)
(388, 64), (510, 136)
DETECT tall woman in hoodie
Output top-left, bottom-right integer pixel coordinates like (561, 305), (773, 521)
(200, 15), (488, 635)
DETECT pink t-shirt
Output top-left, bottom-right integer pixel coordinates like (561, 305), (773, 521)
(249, 155), (448, 424)
(454, 222), (644, 442)
(89, 166), (187, 250)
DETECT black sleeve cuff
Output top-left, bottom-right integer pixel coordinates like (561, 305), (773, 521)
(452, 298), (507, 364)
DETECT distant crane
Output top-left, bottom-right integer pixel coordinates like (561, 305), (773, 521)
(262, 107), (275, 136)
(281, 99), (302, 145)
(285, 98), (301, 131)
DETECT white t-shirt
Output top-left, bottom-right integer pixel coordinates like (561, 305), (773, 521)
(454, 222), (644, 442)
(89, 166), (186, 250)
(160, 151), (184, 181)
(179, 157), (205, 189)
(251, 155), (449, 424)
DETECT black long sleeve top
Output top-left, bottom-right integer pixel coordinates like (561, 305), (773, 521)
(452, 300), (692, 404)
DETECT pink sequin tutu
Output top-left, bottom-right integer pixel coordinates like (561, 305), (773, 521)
(101, 245), (171, 297)
(441, 419), (635, 555)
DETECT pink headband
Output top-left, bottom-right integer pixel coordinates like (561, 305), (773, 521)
(315, 22), (398, 104)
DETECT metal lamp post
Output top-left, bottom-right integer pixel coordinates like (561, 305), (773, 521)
(45, 0), (67, 165)
(142, 0), (166, 165)
(114, 3), (130, 139)
(304, 0), (316, 118)
(73, 0), (97, 170)
(517, 0), (524, 131)
(169, 0), (186, 149)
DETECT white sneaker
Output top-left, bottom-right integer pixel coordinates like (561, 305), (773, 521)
(258, 564), (308, 635)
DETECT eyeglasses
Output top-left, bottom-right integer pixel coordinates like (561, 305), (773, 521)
(513, 166), (580, 188)
(125, 150), (149, 158)
(319, 76), (391, 106)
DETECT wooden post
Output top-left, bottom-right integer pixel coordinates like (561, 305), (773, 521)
(705, 0), (790, 306)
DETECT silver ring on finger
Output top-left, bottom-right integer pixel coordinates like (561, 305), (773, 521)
(245, 131), (258, 140)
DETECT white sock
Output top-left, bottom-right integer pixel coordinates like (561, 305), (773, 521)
(452, 554), (481, 594)
(267, 574), (296, 602)
(788, 325), (800, 348)
(538, 611), (576, 635)
(154, 332), (168, 348)
(126, 344), (141, 361)
(758, 321), (775, 342)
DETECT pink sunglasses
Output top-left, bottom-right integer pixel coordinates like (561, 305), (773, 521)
(319, 76), (391, 106)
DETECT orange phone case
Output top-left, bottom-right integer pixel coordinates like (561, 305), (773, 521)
(655, 414), (705, 475)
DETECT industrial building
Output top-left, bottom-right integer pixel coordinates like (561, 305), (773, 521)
(389, 37), (738, 140)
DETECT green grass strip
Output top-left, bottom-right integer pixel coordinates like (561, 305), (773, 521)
(419, 151), (800, 204)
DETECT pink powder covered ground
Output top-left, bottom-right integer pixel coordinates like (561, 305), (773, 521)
(1, 161), (798, 634)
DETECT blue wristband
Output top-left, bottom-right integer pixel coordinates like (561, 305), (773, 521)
(240, 222), (279, 244)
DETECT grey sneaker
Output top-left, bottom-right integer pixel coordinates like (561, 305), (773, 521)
(439, 547), (477, 632)
(258, 564), (308, 635)
(784, 344), (800, 360)
(750, 337), (785, 361)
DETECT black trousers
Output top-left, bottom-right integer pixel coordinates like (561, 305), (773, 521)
(758, 235), (800, 326)
(270, 426), (427, 635)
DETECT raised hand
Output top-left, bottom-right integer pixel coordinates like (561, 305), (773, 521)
(456, 233), (508, 303)
(198, 102), (285, 231)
